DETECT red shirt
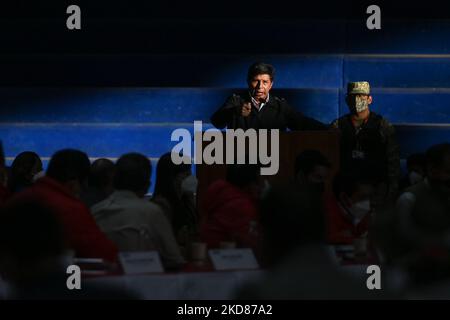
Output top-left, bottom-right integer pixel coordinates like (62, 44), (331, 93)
(200, 180), (259, 250)
(8, 177), (117, 262)
(325, 195), (370, 245)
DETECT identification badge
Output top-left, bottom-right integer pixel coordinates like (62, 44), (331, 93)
(352, 150), (365, 159)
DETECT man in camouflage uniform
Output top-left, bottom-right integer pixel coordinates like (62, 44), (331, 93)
(331, 81), (400, 207)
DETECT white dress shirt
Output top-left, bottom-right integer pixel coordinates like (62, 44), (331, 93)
(92, 190), (185, 268)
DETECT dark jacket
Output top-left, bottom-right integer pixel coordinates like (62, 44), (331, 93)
(236, 245), (390, 299)
(324, 195), (370, 245)
(331, 112), (400, 190)
(211, 93), (326, 131)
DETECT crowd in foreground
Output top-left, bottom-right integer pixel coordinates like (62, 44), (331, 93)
(0, 140), (448, 299)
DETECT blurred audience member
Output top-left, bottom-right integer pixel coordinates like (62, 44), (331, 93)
(152, 152), (198, 249)
(8, 151), (43, 193)
(0, 142), (10, 205)
(294, 149), (331, 195)
(259, 184), (324, 267)
(0, 176), (9, 205)
(200, 163), (261, 251)
(0, 197), (136, 299)
(237, 184), (385, 299)
(92, 153), (185, 270)
(399, 153), (426, 192)
(396, 143), (450, 254)
(403, 243), (450, 299)
(81, 158), (115, 208)
(8, 149), (117, 262)
(330, 81), (401, 207)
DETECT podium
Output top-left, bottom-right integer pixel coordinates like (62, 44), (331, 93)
(196, 130), (340, 219)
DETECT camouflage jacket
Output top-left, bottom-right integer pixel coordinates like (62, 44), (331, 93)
(330, 112), (401, 195)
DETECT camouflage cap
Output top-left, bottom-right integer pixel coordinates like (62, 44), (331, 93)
(347, 81), (370, 95)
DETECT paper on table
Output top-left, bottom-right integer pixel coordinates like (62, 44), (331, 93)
(119, 251), (164, 275)
(209, 248), (259, 271)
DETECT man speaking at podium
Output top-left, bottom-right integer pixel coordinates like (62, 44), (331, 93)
(211, 62), (326, 131)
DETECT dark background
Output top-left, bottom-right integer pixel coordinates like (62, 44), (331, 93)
(1, 0), (449, 191)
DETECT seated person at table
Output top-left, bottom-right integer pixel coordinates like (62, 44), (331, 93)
(237, 184), (385, 299)
(294, 149), (331, 196)
(92, 153), (185, 270)
(399, 153), (426, 193)
(325, 170), (376, 245)
(7, 149), (117, 262)
(8, 151), (43, 194)
(211, 62), (326, 131)
(81, 158), (115, 208)
(200, 163), (261, 251)
(0, 142), (10, 205)
(0, 197), (137, 299)
(152, 152), (198, 250)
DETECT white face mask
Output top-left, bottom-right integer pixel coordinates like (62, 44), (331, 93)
(181, 175), (198, 195)
(349, 199), (371, 223)
(355, 96), (369, 113)
(409, 171), (423, 185)
(32, 170), (45, 182)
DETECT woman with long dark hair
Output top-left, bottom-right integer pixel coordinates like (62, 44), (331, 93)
(152, 152), (199, 249)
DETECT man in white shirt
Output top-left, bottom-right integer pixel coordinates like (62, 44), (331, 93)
(92, 153), (185, 270)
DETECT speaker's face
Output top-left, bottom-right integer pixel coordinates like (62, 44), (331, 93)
(248, 74), (273, 102)
(346, 94), (372, 114)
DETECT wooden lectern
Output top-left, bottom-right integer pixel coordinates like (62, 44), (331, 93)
(196, 130), (340, 219)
